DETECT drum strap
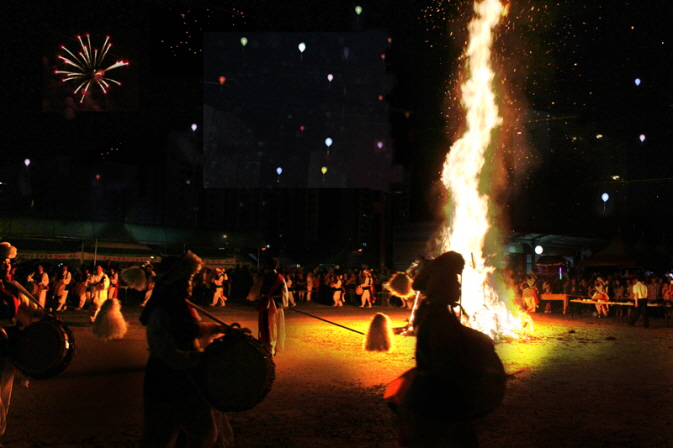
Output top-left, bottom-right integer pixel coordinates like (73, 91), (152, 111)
(265, 274), (284, 299)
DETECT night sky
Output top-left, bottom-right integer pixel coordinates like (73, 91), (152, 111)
(4, 0), (673, 238)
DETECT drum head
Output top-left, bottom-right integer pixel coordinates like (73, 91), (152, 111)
(10, 318), (75, 380)
(199, 334), (275, 412)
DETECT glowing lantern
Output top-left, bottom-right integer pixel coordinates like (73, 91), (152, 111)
(240, 37), (248, 53)
(639, 134), (646, 143)
(298, 42), (306, 60)
(325, 137), (333, 155)
(321, 166), (328, 180)
(355, 6), (362, 15)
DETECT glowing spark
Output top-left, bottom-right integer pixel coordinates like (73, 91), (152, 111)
(55, 34), (129, 103)
(441, 0), (530, 339)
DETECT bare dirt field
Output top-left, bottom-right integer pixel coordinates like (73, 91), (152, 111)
(5, 302), (673, 447)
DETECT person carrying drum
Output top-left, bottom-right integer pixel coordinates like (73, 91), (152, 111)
(256, 257), (288, 356)
(26, 265), (49, 309)
(139, 251), (233, 448)
(390, 251), (506, 448)
(0, 242), (44, 444)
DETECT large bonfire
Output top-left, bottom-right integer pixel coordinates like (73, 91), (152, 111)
(440, 0), (530, 339)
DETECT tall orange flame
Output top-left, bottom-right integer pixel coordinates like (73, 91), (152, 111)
(441, 0), (530, 338)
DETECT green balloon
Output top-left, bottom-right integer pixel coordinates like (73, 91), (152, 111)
(241, 37), (248, 46)
(355, 6), (362, 15)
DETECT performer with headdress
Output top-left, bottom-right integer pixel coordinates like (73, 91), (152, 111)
(388, 251), (506, 448)
(210, 268), (227, 307)
(139, 251), (233, 448)
(0, 242), (44, 444)
(255, 257), (288, 356)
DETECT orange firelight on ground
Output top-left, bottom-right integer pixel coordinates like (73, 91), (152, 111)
(440, 0), (530, 339)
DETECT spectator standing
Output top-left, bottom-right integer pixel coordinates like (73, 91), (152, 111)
(629, 276), (650, 328)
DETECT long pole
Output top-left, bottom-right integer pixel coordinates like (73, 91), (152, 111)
(289, 308), (364, 335)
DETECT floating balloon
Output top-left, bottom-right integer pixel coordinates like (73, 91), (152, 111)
(341, 47), (352, 60)
(601, 193), (609, 203)
(321, 166), (328, 180)
(355, 6), (362, 15)
(378, 95), (384, 101)
(639, 134), (646, 143)
(298, 42), (306, 60)
(327, 74), (333, 82)
(276, 167), (283, 175)
(377, 141), (383, 149)
(325, 138), (333, 148)
(219, 76), (226, 85)
(241, 37), (248, 47)
(191, 123), (197, 132)
(635, 78), (641, 86)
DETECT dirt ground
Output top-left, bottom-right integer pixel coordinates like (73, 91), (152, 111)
(4, 302), (673, 447)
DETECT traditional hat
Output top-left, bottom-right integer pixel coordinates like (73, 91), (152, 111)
(0, 242), (17, 260)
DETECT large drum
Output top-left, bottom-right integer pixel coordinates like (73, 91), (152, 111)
(194, 324), (275, 413)
(7, 314), (76, 380)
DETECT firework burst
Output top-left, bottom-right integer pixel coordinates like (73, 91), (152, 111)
(55, 34), (129, 103)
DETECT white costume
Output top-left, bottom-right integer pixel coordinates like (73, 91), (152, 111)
(87, 269), (110, 322)
(359, 272), (373, 308)
(210, 269), (227, 306)
(53, 268), (72, 311)
(27, 269), (49, 308)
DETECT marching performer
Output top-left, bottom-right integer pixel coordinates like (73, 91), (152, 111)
(389, 251), (505, 448)
(52, 264), (72, 312)
(210, 268), (227, 307)
(139, 251), (233, 448)
(359, 269), (373, 308)
(27, 265), (49, 308)
(0, 242), (44, 444)
(256, 257), (288, 356)
(86, 265), (110, 323)
(108, 267), (119, 300)
(331, 273), (344, 307)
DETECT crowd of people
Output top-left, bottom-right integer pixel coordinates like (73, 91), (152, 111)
(512, 269), (673, 325)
